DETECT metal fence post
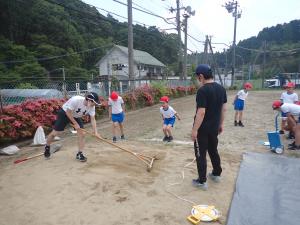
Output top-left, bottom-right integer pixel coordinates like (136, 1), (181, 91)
(76, 83), (80, 95)
(108, 81), (111, 96)
(120, 81), (123, 94)
(0, 89), (3, 114)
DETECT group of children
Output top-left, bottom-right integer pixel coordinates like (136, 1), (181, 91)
(272, 82), (300, 150)
(43, 90), (183, 162)
(45, 80), (300, 162)
(233, 80), (300, 151)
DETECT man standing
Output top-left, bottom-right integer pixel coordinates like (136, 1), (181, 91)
(191, 64), (227, 190)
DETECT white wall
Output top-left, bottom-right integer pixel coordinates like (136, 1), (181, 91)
(99, 49), (130, 77)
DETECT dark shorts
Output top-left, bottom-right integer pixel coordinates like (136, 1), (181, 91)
(163, 116), (176, 127)
(112, 112), (124, 123)
(234, 98), (245, 111)
(53, 109), (84, 131)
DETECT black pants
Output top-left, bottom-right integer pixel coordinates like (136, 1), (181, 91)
(54, 109), (84, 131)
(194, 132), (222, 183)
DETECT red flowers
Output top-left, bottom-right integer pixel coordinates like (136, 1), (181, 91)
(1, 85), (197, 142)
(0, 98), (65, 142)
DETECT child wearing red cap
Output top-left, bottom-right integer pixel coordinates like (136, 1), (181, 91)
(233, 82), (252, 127)
(159, 96), (181, 142)
(272, 100), (300, 150)
(108, 91), (125, 143)
(279, 82), (298, 135)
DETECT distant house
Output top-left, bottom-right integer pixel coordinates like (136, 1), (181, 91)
(95, 45), (166, 80)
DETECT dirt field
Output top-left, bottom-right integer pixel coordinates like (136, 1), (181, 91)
(1, 90), (299, 225)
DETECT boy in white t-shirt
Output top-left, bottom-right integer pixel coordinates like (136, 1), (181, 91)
(272, 100), (300, 150)
(233, 82), (252, 127)
(279, 82), (298, 135)
(108, 91), (125, 143)
(159, 96), (181, 142)
(44, 92), (101, 162)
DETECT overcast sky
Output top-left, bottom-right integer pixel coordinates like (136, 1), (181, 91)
(83, 0), (300, 52)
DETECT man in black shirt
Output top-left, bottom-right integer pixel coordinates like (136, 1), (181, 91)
(191, 64), (227, 190)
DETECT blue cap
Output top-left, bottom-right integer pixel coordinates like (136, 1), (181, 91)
(195, 64), (212, 76)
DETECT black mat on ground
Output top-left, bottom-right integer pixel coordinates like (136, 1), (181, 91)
(226, 152), (300, 225)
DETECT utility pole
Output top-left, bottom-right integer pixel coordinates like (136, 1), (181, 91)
(128, 0), (134, 85)
(232, 2), (238, 87)
(62, 66), (67, 98)
(262, 40), (267, 88)
(182, 6), (195, 80)
(194, 51), (198, 66)
(223, 1), (242, 87)
(203, 35), (209, 64)
(174, 0), (183, 79)
(183, 15), (188, 80)
(208, 38), (223, 86)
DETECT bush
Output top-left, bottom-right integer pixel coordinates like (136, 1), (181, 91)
(0, 98), (65, 142)
(0, 84), (198, 142)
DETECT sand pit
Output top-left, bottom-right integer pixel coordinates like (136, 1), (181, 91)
(1, 90), (300, 225)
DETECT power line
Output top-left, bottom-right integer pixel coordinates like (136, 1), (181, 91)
(112, 0), (176, 26)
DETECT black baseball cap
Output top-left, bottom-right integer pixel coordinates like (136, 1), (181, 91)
(195, 64), (212, 76)
(86, 92), (101, 105)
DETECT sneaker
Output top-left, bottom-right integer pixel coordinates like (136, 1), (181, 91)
(192, 179), (208, 191)
(44, 145), (50, 159)
(163, 136), (169, 142)
(234, 121), (238, 126)
(76, 152), (87, 162)
(287, 132), (295, 140)
(288, 141), (295, 147)
(120, 135), (125, 140)
(209, 173), (221, 183)
(288, 145), (300, 150)
(238, 121), (244, 127)
(113, 136), (117, 143)
(168, 136), (173, 142)
(279, 130), (285, 134)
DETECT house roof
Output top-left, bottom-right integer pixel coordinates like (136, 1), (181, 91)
(96, 45), (166, 67)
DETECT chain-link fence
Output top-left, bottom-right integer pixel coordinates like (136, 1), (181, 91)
(0, 78), (193, 109)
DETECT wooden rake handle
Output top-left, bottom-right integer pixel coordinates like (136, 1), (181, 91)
(14, 153), (44, 164)
(80, 128), (156, 170)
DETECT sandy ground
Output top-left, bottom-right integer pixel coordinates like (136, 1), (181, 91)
(1, 90), (300, 225)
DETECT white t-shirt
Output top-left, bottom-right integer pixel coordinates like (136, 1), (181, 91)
(280, 103), (300, 116)
(62, 96), (95, 118)
(108, 96), (124, 114)
(280, 92), (298, 104)
(236, 89), (248, 101)
(160, 106), (176, 118)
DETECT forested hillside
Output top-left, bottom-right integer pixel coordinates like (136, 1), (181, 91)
(0, 0), (179, 85)
(215, 19), (300, 78)
(1, 0), (299, 84)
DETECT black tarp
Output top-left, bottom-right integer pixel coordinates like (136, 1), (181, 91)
(227, 152), (300, 225)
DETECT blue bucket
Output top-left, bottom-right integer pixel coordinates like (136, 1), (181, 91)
(267, 114), (283, 154)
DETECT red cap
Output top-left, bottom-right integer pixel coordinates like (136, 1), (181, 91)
(285, 82), (295, 88)
(244, 82), (253, 89)
(272, 100), (282, 109)
(110, 91), (118, 101)
(160, 96), (169, 103)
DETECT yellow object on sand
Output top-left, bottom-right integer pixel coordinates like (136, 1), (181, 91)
(187, 205), (220, 224)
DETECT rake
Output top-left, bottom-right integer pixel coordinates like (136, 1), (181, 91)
(14, 144), (62, 164)
(81, 128), (157, 171)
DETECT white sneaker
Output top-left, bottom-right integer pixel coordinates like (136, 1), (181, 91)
(192, 179), (208, 191)
(209, 173), (221, 183)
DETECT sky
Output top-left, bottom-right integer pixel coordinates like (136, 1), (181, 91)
(83, 0), (300, 52)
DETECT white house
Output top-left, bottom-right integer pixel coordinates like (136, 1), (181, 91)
(95, 45), (166, 80)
